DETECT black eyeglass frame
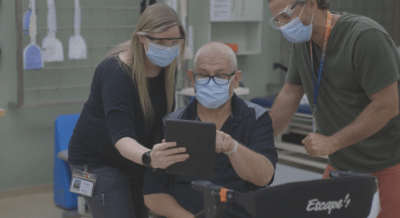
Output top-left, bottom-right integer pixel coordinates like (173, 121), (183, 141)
(193, 71), (237, 85)
(144, 35), (186, 41)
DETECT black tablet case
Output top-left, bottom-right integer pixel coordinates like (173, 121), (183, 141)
(165, 119), (216, 178)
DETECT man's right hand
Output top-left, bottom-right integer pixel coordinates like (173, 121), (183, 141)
(150, 140), (189, 169)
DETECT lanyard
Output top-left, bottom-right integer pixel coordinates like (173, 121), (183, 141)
(310, 11), (332, 132)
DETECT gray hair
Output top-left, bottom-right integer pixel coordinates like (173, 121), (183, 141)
(193, 42), (237, 71)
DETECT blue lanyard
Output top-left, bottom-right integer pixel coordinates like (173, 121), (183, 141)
(311, 48), (327, 106)
(310, 11), (332, 133)
(310, 11), (332, 107)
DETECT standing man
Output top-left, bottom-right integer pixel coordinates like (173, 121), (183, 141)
(267, 0), (400, 217)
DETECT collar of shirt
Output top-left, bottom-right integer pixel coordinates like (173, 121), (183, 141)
(182, 94), (254, 132)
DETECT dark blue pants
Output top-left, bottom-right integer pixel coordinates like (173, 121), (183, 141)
(70, 164), (149, 218)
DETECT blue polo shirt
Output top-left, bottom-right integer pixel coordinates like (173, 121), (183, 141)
(143, 94), (278, 218)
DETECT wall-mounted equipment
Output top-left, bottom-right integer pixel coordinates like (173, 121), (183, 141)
(209, 0), (264, 55)
(23, 0), (44, 70)
(42, 0), (64, 62)
(68, 0), (87, 60)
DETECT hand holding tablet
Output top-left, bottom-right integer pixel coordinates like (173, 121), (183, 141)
(150, 141), (189, 169)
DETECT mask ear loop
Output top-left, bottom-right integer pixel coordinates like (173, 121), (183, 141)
(229, 75), (236, 83)
(299, 4), (314, 27)
(298, 4), (306, 18)
(309, 13), (315, 26)
(228, 75), (236, 98)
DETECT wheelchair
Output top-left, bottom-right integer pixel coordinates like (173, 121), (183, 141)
(192, 171), (379, 218)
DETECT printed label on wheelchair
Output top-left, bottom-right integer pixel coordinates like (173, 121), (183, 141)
(191, 171), (379, 218)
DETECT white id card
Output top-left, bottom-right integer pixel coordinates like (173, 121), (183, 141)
(70, 169), (97, 197)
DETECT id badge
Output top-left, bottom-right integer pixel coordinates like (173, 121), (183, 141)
(70, 169), (97, 197)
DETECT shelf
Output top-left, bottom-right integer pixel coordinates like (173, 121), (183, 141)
(210, 0), (263, 22)
(278, 153), (328, 170)
(210, 22), (262, 55)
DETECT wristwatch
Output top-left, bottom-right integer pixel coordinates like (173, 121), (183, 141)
(142, 151), (152, 168)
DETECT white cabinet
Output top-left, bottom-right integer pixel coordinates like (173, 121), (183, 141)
(209, 0), (264, 55)
(231, 0), (263, 21)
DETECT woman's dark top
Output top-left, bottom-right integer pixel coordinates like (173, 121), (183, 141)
(68, 55), (168, 177)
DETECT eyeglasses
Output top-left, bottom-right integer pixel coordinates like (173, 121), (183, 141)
(269, 0), (306, 29)
(194, 71), (236, 85)
(144, 35), (185, 47)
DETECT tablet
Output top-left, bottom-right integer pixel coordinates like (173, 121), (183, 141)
(164, 119), (216, 178)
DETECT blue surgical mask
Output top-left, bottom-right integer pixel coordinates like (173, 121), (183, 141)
(195, 77), (234, 109)
(280, 5), (314, 44)
(146, 43), (179, 67)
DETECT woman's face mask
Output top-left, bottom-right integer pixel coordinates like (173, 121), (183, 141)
(146, 43), (180, 67)
(280, 4), (314, 44)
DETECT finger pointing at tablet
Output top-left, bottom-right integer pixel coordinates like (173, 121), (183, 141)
(216, 130), (236, 154)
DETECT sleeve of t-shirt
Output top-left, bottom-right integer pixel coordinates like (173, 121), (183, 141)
(286, 47), (303, 86)
(142, 167), (174, 195)
(247, 111), (278, 185)
(102, 69), (138, 145)
(353, 29), (400, 96)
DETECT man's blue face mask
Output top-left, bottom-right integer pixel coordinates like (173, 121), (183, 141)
(146, 43), (179, 67)
(279, 4), (314, 44)
(195, 76), (235, 109)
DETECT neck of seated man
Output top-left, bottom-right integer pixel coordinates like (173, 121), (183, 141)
(197, 98), (233, 130)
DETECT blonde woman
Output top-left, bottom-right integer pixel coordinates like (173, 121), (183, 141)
(68, 4), (188, 218)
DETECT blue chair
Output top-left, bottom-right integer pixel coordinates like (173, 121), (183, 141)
(54, 114), (80, 210)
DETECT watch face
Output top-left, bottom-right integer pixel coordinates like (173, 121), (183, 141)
(143, 151), (151, 166)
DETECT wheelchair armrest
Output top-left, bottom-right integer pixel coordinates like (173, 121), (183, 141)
(330, 171), (378, 192)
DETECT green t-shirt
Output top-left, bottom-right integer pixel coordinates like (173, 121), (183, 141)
(286, 12), (400, 173)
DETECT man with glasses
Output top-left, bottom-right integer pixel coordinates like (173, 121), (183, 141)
(268, 0), (400, 217)
(142, 42), (277, 218)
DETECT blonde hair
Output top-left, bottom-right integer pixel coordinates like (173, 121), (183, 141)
(106, 3), (186, 121)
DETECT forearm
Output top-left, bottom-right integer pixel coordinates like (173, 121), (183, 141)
(115, 137), (150, 165)
(270, 83), (304, 138)
(331, 100), (399, 150)
(144, 193), (194, 218)
(228, 145), (274, 186)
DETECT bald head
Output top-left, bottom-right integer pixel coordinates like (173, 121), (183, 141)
(194, 42), (237, 72)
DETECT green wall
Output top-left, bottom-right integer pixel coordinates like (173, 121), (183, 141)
(0, 0), (141, 191)
(185, 1), (282, 99)
(0, 0), (83, 191)
(0, 0), (281, 191)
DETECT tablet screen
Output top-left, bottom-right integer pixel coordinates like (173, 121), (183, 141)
(165, 119), (216, 178)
